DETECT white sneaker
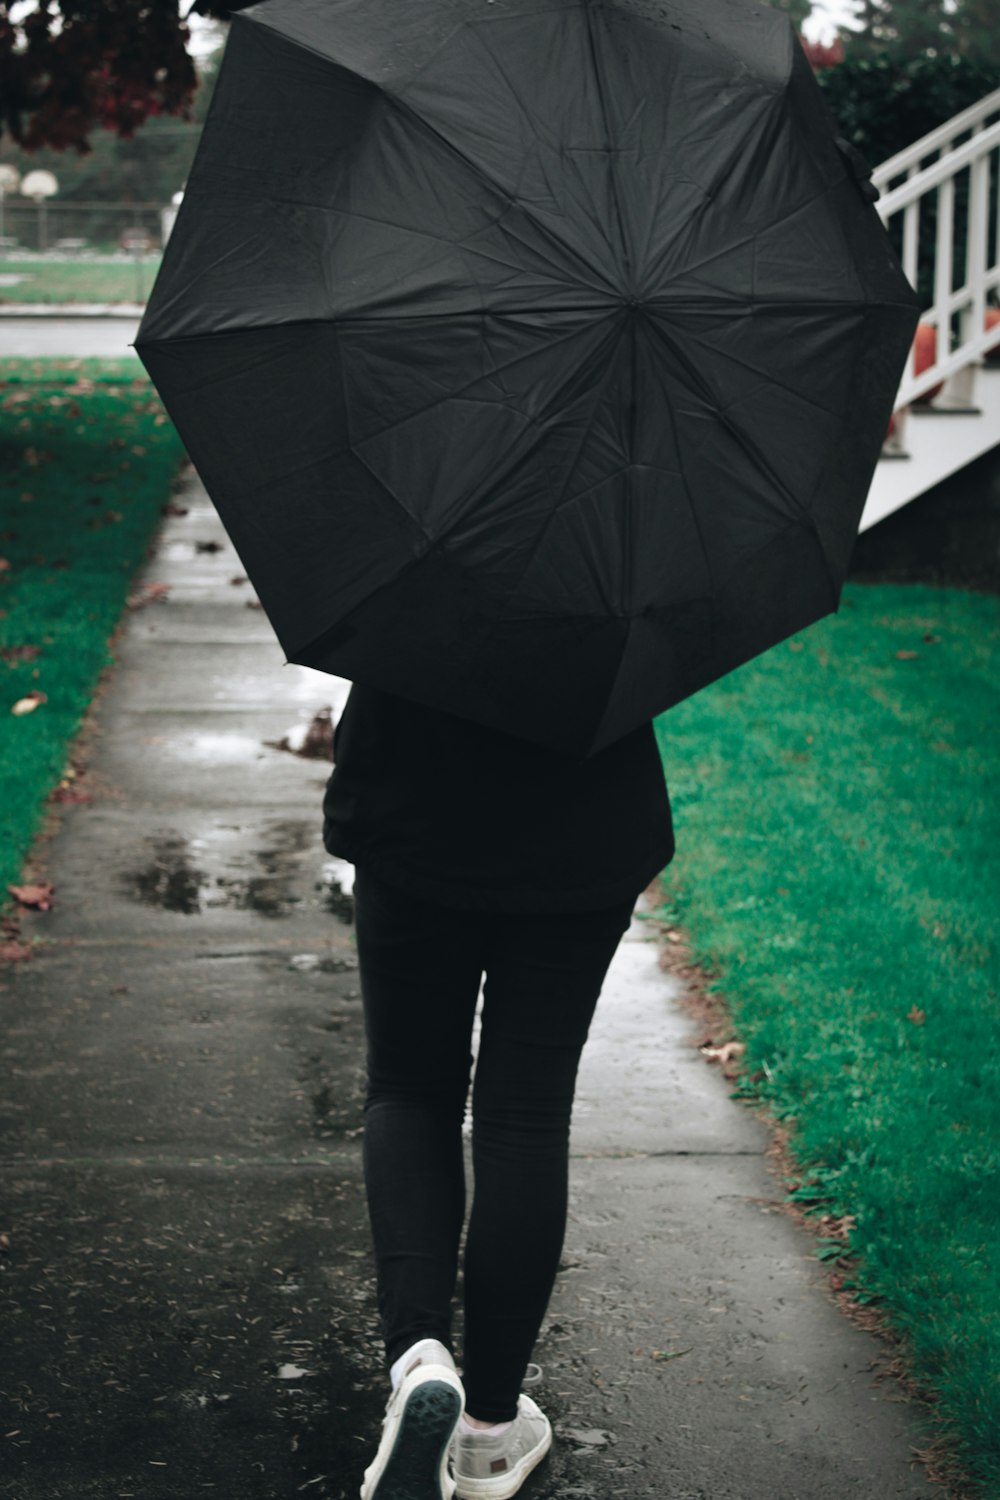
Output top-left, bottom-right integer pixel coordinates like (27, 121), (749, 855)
(452, 1394), (553, 1499)
(361, 1339), (465, 1500)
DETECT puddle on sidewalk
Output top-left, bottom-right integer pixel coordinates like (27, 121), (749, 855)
(129, 834), (205, 914)
(124, 822), (355, 921)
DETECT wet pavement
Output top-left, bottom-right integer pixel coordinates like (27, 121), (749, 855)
(0, 473), (940, 1498)
(0, 313), (142, 359)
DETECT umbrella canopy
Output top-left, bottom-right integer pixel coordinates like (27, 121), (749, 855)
(137, 0), (919, 754)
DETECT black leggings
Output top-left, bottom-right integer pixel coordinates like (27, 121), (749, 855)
(354, 866), (637, 1422)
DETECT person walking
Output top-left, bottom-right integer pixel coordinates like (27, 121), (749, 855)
(321, 681), (674, 1498)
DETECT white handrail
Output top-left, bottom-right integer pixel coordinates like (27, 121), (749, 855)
(873, 87), (1000, 187)
(876, 119), (1000, 216)
(874, 93), (1000, 414)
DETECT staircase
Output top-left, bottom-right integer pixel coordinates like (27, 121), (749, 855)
(860, 88), (1000, 532)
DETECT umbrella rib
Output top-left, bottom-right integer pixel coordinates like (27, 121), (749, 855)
(454, 217), (615, 304)
(659, 321), (850, 423)
(344, 312), (620, 447)
(470, 315), (629, 619)
(582, 1), (631, 286)
(646, 186), (835, 294)
(648, 176), (912, 312)
(391, 65), (621, 300)
(542, 316), (631, 514)
(643, 315), (819, 530)
(642, 365), (720, 600)
(459, 21), (622, 286)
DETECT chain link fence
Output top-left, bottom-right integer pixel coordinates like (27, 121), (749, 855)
(0, 201), (168, 305)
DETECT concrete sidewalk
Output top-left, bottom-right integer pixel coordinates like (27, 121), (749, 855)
(0, 474), (939, 1500)
(1, 311), (141, 357)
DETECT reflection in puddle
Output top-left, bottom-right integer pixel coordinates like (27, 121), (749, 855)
(129, 836), (207, 914)
(178, 731), (267, 764)
(320, 860), (355, 924)
(124, 823), (356, 922)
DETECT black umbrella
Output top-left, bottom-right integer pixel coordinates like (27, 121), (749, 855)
(137, 0), (918, 754)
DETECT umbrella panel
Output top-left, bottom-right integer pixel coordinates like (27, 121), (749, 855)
(137, 0), (921, 752)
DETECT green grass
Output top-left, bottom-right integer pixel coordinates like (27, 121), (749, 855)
(0, 358), (185, 899)
(0, 256), (160, 304)
(653, 583), (1000, 1493)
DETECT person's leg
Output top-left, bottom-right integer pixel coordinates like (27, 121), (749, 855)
(461, 897), (637, 1422)
(354, 866), (485, 1368)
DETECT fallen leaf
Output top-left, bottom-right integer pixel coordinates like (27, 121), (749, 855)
(11, 690), (47, 715)
(788, 640), (804, 652)
(229, 574), (247, 586)
(650, 1347), (693, 1362)
(895, 649), (919, 660)
(8, 882), (55, 911)
(127, 582), (171, 610)
(266, 708), (335, 762)
(276, 1364), (310, 1380)
(561, 1428), (612, 1447)
(700, 1040), (746, 1064)
(0, 558), (10, 572)
(161, 501), (189, 517)
(0, 940), (33, 962)
(906, 1005), (926, 1026)
(1, 644), (40, 663)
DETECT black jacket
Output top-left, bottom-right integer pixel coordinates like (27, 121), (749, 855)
(322, 684), (674, 914)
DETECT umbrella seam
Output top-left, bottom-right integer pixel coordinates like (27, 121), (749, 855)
(642, 314), (819, 532)
(344, 312), (621, 448)
(583, 1), (631, 288)
(459, 315), (634, 632)
(387, 92), (620, 303)
(460, 14), (627, 288)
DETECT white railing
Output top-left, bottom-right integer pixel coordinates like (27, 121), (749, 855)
(874, 89), (1000, 412)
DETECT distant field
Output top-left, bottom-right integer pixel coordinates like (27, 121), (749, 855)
(0, 256), (161, 305)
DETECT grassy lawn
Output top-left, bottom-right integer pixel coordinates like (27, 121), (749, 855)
(0, 256), (160, 305)
(653, 582), (1000, 1493)
(0, 357), (185, 902)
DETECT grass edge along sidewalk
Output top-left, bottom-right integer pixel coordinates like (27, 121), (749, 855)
(653, 581), (1000, 1498)
(0, 356), (186, 908)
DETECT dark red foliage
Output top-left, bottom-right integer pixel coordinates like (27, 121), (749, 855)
(0, 0), (198, 152)
(801, 37), (847, 70)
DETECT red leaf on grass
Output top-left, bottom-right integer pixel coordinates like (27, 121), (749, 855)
(8, 882), (55, 911)
(1, 645), (40, 663)
(895, 649), (919, 660)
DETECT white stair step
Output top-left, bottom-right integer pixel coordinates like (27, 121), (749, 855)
(861, 364), (1000, 532)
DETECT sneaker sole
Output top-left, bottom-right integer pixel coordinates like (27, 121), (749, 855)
(362, 1374), (464, 1500)
(453, 1418), (553, 1500)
